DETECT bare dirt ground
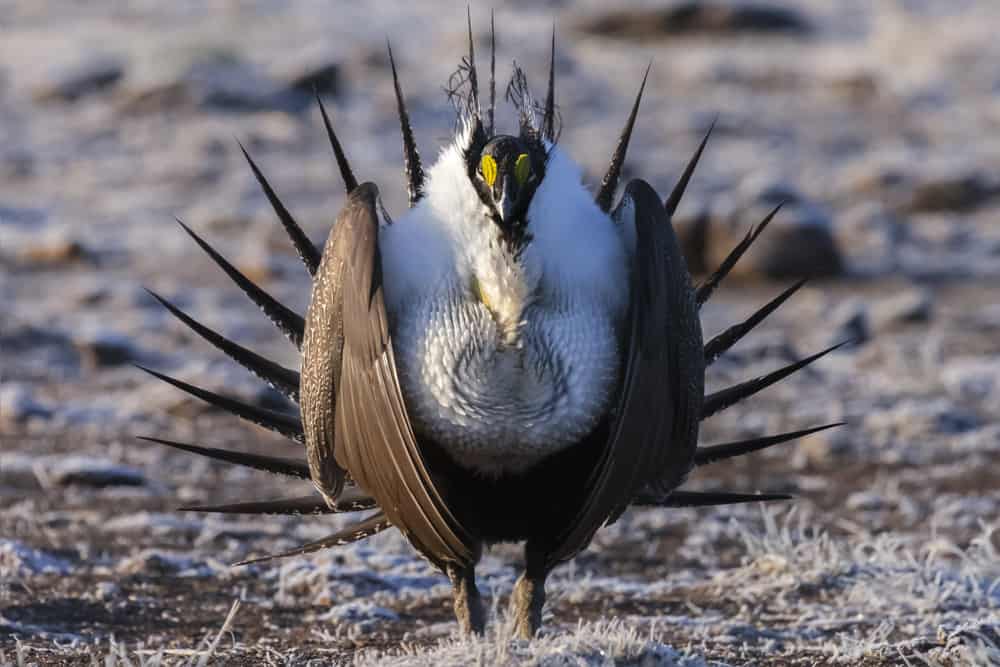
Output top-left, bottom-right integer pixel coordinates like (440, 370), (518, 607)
(2, 2), (999, 665)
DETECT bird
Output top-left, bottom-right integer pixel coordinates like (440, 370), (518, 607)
(138, 15), (843, 639)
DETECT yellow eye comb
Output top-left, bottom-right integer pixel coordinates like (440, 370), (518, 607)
(515, 153), (530, 185)
(480, 155), (497, 186)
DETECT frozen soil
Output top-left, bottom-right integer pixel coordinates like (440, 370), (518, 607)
(2, 1), (999, 665)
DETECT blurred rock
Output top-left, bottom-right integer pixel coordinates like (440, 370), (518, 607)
(116, 550), (210, 576)
(827, 289), (933, 347)
(0, 148), (35, 179)
(0, 325), (79, 375)
(904, 169), (1000, 214)
(942, 358), (1000, 405)
(870, 289), (933, 329)
(34, 56), (124, 102)
(829, 299), (870, 347)
(845, 491), (891, 512)
(843, 162), (1000, 214)
(0, 383), (54, 424)
(278, 54), (342, 96)
(17, 235), (93, 266)
(0, 540), (73, 576)
(794, 426), (853, 467)
(689, 177), (844, 280)
(673, 210), (710, 275)
(0, 204), (46, 228)
(119, 53), (312, 114)
(46, 457), (147, 488)
(578, 2), (813, 41)
(93, 581), (122, 602)
(73, 331), (140, 369)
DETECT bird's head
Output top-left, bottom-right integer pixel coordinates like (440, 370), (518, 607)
(468, 133), (547, 243)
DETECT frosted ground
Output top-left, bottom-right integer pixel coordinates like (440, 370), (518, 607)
(1, 1), (999, 664)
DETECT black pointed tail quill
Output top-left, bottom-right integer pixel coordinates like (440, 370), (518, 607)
(387, 42), (425, 207)
(696, 203), (783, 307)
(541, 28), (557, 142)
(701, 341), (849, 421)
(633, 490), (792, 508)
(703, 280), (807, 366)
(233, 512), (392, 566)
(664, 119), (715, 217)
(238, 141), (321, 276)
(315, 93), (359, 194)
(595, 64), (650, 213)
(146, 290), (300, 402)
(174, 219), (305, 349)
(135, 365), (304, 443)
(693, 423), (843, 466)
(138, 436), (310, 479)
(180, 490), (377, 516)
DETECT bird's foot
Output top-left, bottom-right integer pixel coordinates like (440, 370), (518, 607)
(509, 571), (545, 639)
(447, 564), (485, 635)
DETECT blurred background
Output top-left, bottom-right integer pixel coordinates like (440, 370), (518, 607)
(1, 1), (998, 663)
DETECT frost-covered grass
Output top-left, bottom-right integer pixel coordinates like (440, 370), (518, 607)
(0, 600), (240, 667)
(3, 510), (995, 665)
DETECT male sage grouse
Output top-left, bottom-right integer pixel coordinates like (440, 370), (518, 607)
(140, 17), (841, 638)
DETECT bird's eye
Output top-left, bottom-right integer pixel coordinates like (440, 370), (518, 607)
(514, 153), (531, 186)
(480, 155), (498, 186)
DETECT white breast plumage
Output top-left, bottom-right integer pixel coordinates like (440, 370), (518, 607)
(379, 133), (630, 476)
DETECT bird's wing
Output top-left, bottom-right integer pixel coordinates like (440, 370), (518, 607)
(545, 179), (703, 570)
(305, 182), (476, 571)
(300, 187), (349, 503)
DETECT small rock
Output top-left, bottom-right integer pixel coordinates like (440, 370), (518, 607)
(279, 55), (341, 96)
(828, 299), (870, 347)
(0, 204), (46, 229)
(942, 358), (1000, 405)
(125, 53), (311, 114)
(905, 170), (1000, 214)
(845, 491), (891, 512)
(45, 457), (147, 488)
(73, 331), (140, 368)
(699, 178), (844, 280)
(0, 540), (73, 576)
(116, 81), (192, 115)
(870, 289), (933, 330)
(0, 383), (53, 424)
(116, 550), (209, 576)
(94, 581), (122, 602)
(119, 51), (314, 114)
(672, 210), (710, 275)
(18, 236), (92, 266)
(34, 56), (124, 102)
(578, 2), (813, 41)
(794, 427), (853, 467)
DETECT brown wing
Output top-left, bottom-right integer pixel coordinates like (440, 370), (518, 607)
(311, 183), (476, 571)
(545, 179), (704, 570)
(301, 187), (349, 504)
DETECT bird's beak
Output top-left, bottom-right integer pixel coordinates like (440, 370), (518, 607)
(497, 173), (518, 224)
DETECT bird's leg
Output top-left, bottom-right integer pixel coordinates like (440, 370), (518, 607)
(446, 563), (485, 635)
(510, 547), (549, 639)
